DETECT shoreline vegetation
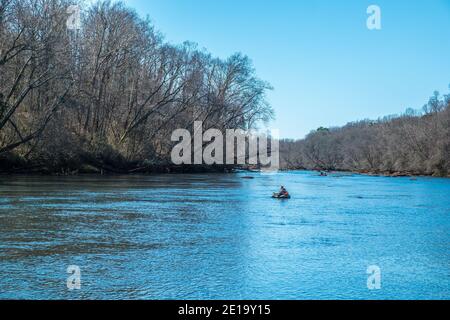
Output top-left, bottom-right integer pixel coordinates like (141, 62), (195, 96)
(1, 167), (448, 179)
(280, 91), (450, 178)
(0, 0), (273, 176)
(1, 1), (449, 178)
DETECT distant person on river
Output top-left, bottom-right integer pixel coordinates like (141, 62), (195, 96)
(279, 186), (289, 197)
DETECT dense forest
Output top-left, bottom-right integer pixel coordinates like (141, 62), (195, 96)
(280, 91), (450, 177)
(0, 0), (273, 174)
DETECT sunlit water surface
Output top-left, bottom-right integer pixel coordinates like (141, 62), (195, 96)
(0, 172), (449, 299)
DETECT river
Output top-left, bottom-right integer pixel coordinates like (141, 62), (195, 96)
(0, 172), (449, 299)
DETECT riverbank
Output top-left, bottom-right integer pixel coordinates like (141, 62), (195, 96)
(0, 154), (237, 176)
(278, 167), (450, 178)
(0, 164), (235, 176)
(1, 151), (448, 177)
(354, 170), (447, 178)
(2, 166), (448, 178)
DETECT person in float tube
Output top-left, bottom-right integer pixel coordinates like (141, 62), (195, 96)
(279, 186), (289, 197)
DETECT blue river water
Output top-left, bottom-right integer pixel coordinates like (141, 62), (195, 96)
(0, 172), (449, 300)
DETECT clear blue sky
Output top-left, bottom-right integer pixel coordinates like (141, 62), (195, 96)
(122, 0), (450, 138)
